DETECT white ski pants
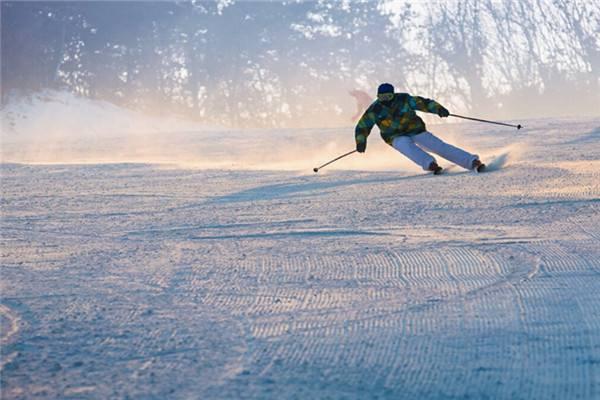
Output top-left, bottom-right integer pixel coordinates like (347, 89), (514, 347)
(391, 131), (478, 170)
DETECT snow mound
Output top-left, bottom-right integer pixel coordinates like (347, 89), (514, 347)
(1, 90), (222, 164)
(1, 90), (217, 138)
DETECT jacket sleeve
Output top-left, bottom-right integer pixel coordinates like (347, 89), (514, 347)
(409, 95), (445, 114)
(355, 107), (376, 146)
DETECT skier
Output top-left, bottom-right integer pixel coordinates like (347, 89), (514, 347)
(355, 83), (485, 174)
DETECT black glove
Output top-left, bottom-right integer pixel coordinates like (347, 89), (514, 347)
(356, 141), (366, 153)
(438, 107), (450, 118)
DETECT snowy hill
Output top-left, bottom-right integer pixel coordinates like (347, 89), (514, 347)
(1, 116), (599, 399)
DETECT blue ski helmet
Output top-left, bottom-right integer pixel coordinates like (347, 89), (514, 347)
(377, 83), (394, 94)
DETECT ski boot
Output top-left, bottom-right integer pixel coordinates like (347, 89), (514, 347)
(428, 161), (443, 175)
(472, 159), (486, 173)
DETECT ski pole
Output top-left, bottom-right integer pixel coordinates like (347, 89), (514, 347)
(313, 150), (357, 173)
(450, 113), (522, 130)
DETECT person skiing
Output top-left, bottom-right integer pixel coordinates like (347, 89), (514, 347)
(355, 83), (485, 174)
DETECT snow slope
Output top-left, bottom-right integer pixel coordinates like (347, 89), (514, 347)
(1, 117), (599, 399)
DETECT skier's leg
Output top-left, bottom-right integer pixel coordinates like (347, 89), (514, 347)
(392, 135), (437, 170)
(413, 131), (478, 170)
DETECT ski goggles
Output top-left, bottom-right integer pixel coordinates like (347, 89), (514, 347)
(377, 92), (394, 102)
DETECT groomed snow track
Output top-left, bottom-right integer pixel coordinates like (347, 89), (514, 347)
(1, 118), (599, 399)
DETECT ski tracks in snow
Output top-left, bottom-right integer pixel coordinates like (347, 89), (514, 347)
(1, 119), (600, 399)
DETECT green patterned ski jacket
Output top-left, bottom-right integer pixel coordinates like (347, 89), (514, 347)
(355, 93), (447, 147)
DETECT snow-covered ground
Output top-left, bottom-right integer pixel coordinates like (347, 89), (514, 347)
(1, 116), (599, 399)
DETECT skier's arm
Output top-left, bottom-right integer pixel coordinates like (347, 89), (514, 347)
(410, 95), (449, 117)
(355, 109), (376, 152)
